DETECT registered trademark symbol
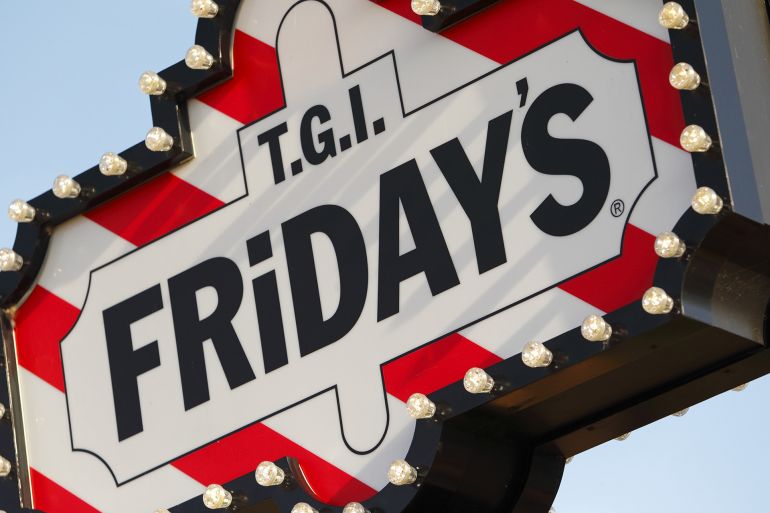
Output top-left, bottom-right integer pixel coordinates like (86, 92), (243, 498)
(611, 199), (625, 217)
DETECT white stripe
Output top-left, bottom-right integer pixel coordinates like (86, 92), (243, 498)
(19, 369), (203, 513)
(35, 217), (135, 308)
(574, 0), (671, 43)
(629, 137), (697, 236)
(173, 99), (247, 203)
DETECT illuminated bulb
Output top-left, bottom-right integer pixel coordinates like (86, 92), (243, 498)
(406, 393), (436, 419)
(202, 484), (232, 509)
(733, 383), (748, 392)
(255, 461), (285, 487)
(616, 432), (631, 441)
(52, 175), (81, 199)
(659, 2), (689, 29)
(642, 287), (674, 315)
(411, 0), (441, 16)
(463, 367), (494, 394)
(0, 403), (5, 418)
(581, 314), (612, 342)
(99, 152), (128, 176)
(673, 408), (689, 417)
(191, 0), (219, 17)
(691, 187), (723, 215)
(146, 127), (174, 152)
(0, 457), (10, 477)
(0, 249), (23, 272)
(565, 457), (573, 465)
(139, 71), (166, 95)
(669, 63), (701, 90)
(343, 503), (369, 513)
(8, 199), (35, 223)
(291, 504), (318, 513)
(654, 232), (686, 258)
(680, 125), (712, 152)
(186, 45), (215, 70)
(388, 459), (417, 486)
(522, 341), (553, 368)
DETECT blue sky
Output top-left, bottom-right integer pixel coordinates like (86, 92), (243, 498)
(1, 1), (769, 512)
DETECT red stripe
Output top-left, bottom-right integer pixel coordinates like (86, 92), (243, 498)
(383, 333), (502, 402)
(30, 468), (101, 513)
(85, 173), (224, 247)
(14, 286), (80, 392)
(377, 0), (684, 147)
(172, 422), (375, 506)
(559, 224), (658, 312)
(198, 30), (284, 125)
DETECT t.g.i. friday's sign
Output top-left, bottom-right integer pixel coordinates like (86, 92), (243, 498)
(62, 27), (654, 483)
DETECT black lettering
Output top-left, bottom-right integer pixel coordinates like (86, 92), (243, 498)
(247, 231), (289, 373)
(300, 105), (337, 165)
(377, 160), (460, 321)
(430, 110), (512, 274)
(103, 284), (163, 441)
(521, 83), (611, 236)
(348, 85), (369, 144)
(168, 257), (255, 410)
(282, 205), (368, 356)
(258, 122), (290, 184)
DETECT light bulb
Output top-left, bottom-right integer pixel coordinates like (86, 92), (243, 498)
(565, 457), (573, 465)
(146, 127), (174, 152)
(406, 393), (436, 419)
(255, 461), (285, 487)
(0, 403), (6, 418)
(291, 502), (318, 513)
(202, 484), (231, 509)
(581, 314), (612, 342)
(522, 341), (553, 368)
(99, 152), (128, 176)
(463, 367), (494, 394)
(139, 71), (166, 95)
(616, 432), (631, 441)
(680, 125), (712, 152)
(733, 383), (748, 392)
(673, 408), (689, 417)
(0, 457), (11, 477)
(388, 459), (417, 486)
(0, 249), (23, 272)
(186, 45), (215, 70)
(291, 504), (318, 513)
(642, 287), (674, 315)
(654, 232), (686, 258)
(191, 0), (219, 18)
(659, 2), (689, 29)
(8, 199), (35, 223)
(343, 503), (369, 513)
(691, 187), (723, 215)
(411, 0), (441, 16)
(52, 175), (81, 199)
(669, 63), (701, 90)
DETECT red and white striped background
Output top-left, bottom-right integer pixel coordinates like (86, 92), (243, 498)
(11, 0), (696, 511)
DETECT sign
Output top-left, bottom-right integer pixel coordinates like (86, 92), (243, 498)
(3, 1), (770, 512)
